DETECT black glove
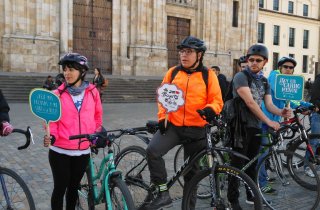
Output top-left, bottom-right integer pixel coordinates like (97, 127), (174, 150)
(93, 136), (108, 148)
(158, 119), (166, 135)
(201, 107), (216, 122)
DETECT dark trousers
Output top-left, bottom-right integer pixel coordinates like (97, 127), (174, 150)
(146, 124), (206, 186)
(227, 127), (261, 202)
(49, 150), (89, 210)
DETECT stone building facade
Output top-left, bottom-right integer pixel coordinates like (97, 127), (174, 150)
(0, 0), (258, 78)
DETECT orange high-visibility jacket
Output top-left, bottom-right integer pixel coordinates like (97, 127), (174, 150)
(158, 66), (224, 127)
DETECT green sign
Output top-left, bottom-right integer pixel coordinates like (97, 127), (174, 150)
(29, 89), (61, 125)
(275, 74), (304, 101)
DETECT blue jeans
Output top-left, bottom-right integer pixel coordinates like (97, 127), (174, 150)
(258, 124), (270, 188)
(305, 112), (320, 165)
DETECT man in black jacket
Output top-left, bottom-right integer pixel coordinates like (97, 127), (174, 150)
(307, 74), (320, 177)
(212, 66), (228, 100)
(0, 90), (13, 136)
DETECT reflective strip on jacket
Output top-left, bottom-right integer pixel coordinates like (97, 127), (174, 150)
(49, 83), (103, 150)
(158, 66), (223, 127)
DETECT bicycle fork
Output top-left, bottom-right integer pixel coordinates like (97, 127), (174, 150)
(271, 152), (289, 186)
(0, 174), (13, 208)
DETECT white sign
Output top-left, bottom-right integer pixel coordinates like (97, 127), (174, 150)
(157, 83), (185, 113)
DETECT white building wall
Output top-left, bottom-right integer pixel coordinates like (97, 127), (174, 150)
(258, 0), (319, 80)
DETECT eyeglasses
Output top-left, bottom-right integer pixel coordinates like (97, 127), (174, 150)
(248, 58), (264, 63)
(178, 49), (196, 56)
(282, 65), (294, 70)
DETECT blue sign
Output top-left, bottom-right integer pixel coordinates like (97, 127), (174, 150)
(275, 75), (304, 101)
(29, 89), (61, 125)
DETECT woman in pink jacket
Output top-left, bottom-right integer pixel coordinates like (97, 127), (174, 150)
(43, 53), (103, 210)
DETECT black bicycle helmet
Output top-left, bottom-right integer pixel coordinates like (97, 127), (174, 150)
(177, 36), (207, 52)
(58, 53), (89, 70)
(238, 55), (247, 65)
(277, 56), (297, 68)
(246, 44), (269, 60)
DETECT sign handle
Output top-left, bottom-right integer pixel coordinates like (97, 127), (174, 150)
(284, 100), (290, 121)
(165, 114), (168, 128)
(43, 121), (51, 147)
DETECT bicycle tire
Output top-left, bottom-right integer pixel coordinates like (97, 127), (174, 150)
(0, 167), (36, 210)
(286, 150), (320, 191)
(107, 177), (135, 210)
(174, 145), (226, 199)
(76, 167), (95, 210)
(256, 150), (320, 210)
(114, 145), (150, 208)
(182, 165), (263, 210)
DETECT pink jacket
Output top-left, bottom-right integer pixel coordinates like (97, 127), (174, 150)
(50, 83), (103, 150)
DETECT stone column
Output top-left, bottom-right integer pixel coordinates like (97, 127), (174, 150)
(60, 0), (68, 54)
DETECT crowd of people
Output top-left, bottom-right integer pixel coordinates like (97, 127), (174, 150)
(1, 35), (320, 210)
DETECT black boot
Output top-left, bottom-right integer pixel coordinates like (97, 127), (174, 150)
(143, 191), (172, 210)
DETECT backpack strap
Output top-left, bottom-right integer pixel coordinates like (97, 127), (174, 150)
(170, 66), (209, 91)
(242, 70), (268, 91)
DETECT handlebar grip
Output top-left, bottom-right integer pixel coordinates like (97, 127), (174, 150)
(69, 134), (87, 140)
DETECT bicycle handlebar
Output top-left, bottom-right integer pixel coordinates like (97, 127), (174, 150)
(69, 126), (149, 143)
(197, 109), (224, 127)
(11, 127), (33, 150)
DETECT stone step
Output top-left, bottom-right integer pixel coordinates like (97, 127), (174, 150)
(0, 73), (162, 103)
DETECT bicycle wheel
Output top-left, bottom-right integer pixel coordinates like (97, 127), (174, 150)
(76, 168), (95, 210)
(182, 165), (263, 210)
(286, 150), (320, 191)
(257, 150), (320, 210)
(107, 177), (135, 210)
(0, 167), (35, 210)
(174, 145), (226, 199)
(114, 145), (150, 208)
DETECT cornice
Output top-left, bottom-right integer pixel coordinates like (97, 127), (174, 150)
(259, 8), (320, 23)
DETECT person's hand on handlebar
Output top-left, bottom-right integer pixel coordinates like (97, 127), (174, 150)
(199, 107), (216, 122)
(266, 120), (280, 131)
(0, 121), (13, 136)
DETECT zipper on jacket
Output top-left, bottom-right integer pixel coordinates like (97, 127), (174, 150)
(183, 74), (191, 126)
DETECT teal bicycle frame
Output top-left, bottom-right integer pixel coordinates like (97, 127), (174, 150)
(87, 150), (127, 209)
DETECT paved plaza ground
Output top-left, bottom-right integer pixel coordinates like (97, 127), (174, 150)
(1, 103), (319, 210)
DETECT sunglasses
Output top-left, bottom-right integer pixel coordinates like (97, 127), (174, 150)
(248, 58), (264, 63)
(282, 65), (294, 70)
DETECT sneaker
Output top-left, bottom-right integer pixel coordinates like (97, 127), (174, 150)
(143, 191), (172, 210)
(305, 167), (316, 178)
(260, 185), (278, 195)
(266, 176), (276, 183)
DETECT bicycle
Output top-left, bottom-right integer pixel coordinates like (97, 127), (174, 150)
(0, 126), (36, 210)
(173, 115), (229, 195)
(117, 111), (263, 210)
(246, 123), (320, 210)
(69, 127), (135, 210)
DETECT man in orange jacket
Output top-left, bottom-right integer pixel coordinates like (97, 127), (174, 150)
(144, 36), (223, 210)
